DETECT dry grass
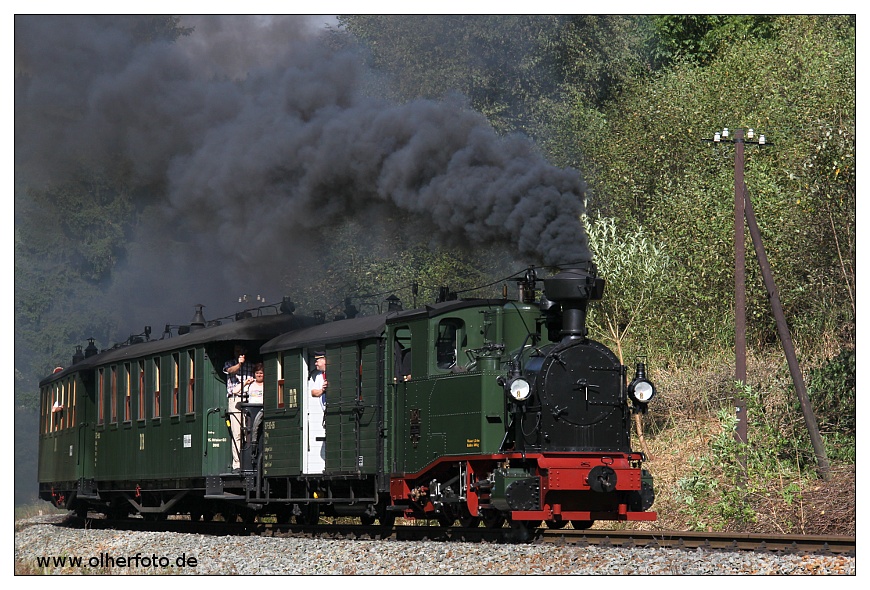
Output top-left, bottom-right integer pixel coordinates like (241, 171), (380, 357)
(626, 347), (855, 536)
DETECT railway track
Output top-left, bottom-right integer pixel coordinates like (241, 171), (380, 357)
(62, 514), (855, 556)
(539, 528), (855, 556)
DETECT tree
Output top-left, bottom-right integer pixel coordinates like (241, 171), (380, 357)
(337, 15), (652, 139)
(278, 216), (517, 319)
(14, 16), (193, 409)
(576, 15), (855, 355)
(649, 15), (776, 68)
(584, 214), (671, 364)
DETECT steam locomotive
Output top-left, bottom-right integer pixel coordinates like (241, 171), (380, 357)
(37, 262), (656, 535)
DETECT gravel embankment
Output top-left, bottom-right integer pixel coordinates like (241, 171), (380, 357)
(14, 515), (855, 575)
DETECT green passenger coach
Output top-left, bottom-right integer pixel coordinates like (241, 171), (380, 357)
(38, 312), (308, 519)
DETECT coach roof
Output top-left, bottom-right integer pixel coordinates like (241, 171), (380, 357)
(261, 298), (511, 353)
(261, 313), (388, 353)
(40, 313), (308, 386)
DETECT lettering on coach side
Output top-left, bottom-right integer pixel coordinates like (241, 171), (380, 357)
(466, 438), (480, 449)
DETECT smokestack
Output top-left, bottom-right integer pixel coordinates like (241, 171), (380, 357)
(542, 263), (605, 341)
(84, 337), (98, 358)
(189, 304), (206, 331)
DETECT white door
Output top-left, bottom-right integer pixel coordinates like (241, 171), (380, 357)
(303, 354), (326, 474)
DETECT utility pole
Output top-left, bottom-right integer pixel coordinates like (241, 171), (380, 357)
(734, 128), (747, 387)
(705, 127), (759, 446)
(733, 128), (748, 447)
(704, 127), (831, 481)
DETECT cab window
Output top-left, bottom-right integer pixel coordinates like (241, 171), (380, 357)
(435, 319), (464, 370)
(393, 327), (413, 382)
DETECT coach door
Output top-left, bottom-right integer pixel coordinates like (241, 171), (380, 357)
(302, 353), (326, 474)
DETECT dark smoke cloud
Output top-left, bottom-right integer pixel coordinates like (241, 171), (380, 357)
(15, 15), (589, 335)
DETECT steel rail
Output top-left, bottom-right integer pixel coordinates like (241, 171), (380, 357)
(54, 514), (856, 556)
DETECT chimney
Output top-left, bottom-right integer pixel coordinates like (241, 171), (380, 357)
(189, 304), (206, 331)
(542, 262), (605, 342)
(84, 338), (98, 358)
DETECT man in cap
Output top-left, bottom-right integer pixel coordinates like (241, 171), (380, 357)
(309, 352), (327, 408)
(307, 351), (327, 470)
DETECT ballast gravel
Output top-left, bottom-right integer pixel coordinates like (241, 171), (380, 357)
(14, 515), (855, 576)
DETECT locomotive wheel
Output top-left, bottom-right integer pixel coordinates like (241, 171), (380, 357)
(296, 504), (320, 525)
(360, 514), (376, 526)
(459, 506), (481, 528)
(571, 520), (594, 530)
(436, 513), (456, 527)
(378, 514), (396, 529)
(481, 510), (505, 529)
(108, 507), (129, 520)
(143, 513), (167, 522)
(508, 520), (539, 542)
(545, 519), (568, 529)
(189, 510), (202, 522)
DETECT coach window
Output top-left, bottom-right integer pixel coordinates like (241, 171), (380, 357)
(186, 350), (195, 414)
(98, 368), (105, 425)
(436, 319), (465, 371)
(48, 386), (55, 431)
(52, 383), (63, 431)
(40, 388), (46, 434)
(63, 381), (68, 428)
(45, 387), (52, 433)
(51, 384), (58, 430)
(124, 362), (132, 423)
(110, 366), (118, 424)
(69, 378), (76, 428)
(138, 360), (146, 421)
(63, 381), (70, 429)
(171, 352), (180, 416)
(277, 354), (285, 408)
(152, 357), (161, 419)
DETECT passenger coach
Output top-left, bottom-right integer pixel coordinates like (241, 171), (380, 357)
(38, 310), (307, 520)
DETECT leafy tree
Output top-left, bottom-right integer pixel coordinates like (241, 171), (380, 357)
(338, 15), (561, 132)
(337, 15), (652, 140)
(806, 348), (855, 439)
(278, 216), (518, 319)
(556, 16), (655, 106)
(575, 15), (855, 354)
(15, 172), (136, 409)
(584, 214), (671, 364)
(14, 16), (193, 409)
(650, 15), (777, 68)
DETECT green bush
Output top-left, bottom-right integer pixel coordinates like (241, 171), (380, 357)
(805, 348), (856, 462)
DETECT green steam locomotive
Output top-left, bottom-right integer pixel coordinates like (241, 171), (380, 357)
(38, 263), (656, 535)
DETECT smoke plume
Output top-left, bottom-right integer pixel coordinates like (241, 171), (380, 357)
(15, 15), (590, 332)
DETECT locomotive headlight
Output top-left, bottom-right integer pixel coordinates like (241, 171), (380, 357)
(508, 378), (531, 402)
(627, 361), (656, 405)
(628, 379), (656, 403)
